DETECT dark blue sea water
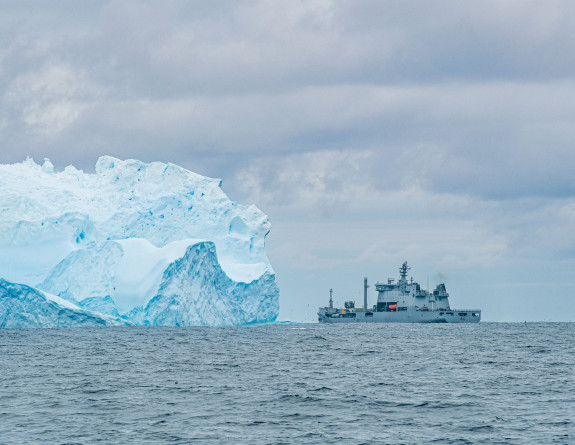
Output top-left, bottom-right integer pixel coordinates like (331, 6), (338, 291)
(1, 323), (573, 444)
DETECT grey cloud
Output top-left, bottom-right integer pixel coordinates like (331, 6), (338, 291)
(3, 1), (575, 102)
(3, 77), (575, 201)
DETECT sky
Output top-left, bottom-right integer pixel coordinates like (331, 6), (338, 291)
(1, 1), (575, 322)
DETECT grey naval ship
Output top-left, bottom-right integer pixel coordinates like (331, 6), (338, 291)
(318, 262), (480, 323)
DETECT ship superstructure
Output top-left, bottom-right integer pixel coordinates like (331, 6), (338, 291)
(318, 262), (480, 323)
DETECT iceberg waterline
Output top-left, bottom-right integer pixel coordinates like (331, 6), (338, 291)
(0, 156), (279, 327)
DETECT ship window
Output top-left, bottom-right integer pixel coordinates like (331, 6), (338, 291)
(472, 312), (479, 317)
(440, 312), (444, 315)
(446, 312), (453, 315)
(365, 312), (374, 317)
(397, 307), (407, 311)
(458, 312), (468, 316)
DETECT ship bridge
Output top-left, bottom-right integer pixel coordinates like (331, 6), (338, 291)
(374, 262), (450, 313)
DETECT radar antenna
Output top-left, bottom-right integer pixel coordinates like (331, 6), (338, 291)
(399, 261), (410, 281)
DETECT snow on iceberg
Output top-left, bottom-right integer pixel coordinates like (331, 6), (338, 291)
(0, 156), (279, 327)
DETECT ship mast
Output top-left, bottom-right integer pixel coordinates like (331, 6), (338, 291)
(329, 288), (333, 309)
(399, 261), (410, 283)
(363, 277), (369, 311)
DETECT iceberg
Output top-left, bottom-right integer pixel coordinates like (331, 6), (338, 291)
(0, 156), (279, 327)
(0, 280), (130, 328)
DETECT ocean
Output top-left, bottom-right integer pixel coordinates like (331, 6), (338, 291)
(1, 323), (573, 444)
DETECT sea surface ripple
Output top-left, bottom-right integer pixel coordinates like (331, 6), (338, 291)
(1, 323), (573, 444)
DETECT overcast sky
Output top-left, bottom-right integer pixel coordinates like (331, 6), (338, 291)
(2, 1), (575, 321)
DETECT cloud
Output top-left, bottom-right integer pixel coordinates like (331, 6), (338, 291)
(5, 65), (103, 134)
(236, 147), (575, 268)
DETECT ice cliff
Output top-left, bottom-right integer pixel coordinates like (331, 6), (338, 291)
(0, 156), (279, 328)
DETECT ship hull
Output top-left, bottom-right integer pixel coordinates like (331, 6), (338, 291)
(318, 308), (480, 323)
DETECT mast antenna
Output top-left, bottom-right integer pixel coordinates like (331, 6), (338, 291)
(399, 261), (410, 281)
